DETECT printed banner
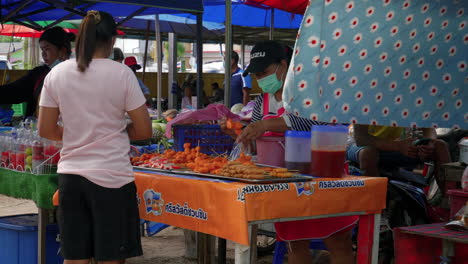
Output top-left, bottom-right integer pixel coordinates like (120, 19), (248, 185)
(135, 171), (387, 245)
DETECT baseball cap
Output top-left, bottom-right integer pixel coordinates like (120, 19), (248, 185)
(124, 56), (141, 70)
(243, 40), (286, 77)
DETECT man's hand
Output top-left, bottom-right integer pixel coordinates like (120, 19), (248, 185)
(398, 138), (419, 158)
(237, 121), (266, 145)
(417, 140), (435, 161)
(219, 117), (238, 139)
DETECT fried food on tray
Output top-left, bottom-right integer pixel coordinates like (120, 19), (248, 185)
(132, 145), (297, 179)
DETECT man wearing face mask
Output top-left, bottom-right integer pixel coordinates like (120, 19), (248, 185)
(223, 41), (326, 140)
(222, 41), (356, 264)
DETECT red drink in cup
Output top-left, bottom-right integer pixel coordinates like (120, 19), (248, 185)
(309, 125), (349, 178)
(309, 149), (346, 178)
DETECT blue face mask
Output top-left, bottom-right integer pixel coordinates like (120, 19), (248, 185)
(257, 65), (284, 94)
(49, 59), (62, 69)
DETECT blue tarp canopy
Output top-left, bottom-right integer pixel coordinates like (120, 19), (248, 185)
(86, 0), (203, 13)
(0, 0), (204, 28)
(176, 1), (302, 29)
(1, 1), (300, 30)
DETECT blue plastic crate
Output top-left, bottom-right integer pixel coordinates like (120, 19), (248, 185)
(0, 214), (63, 264)
(173, 124), (234, 155)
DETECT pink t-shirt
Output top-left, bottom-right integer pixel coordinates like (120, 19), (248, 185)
(39, 59), (146, 188)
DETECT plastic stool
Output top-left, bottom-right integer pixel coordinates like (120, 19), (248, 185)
(273, 240), (327, 264)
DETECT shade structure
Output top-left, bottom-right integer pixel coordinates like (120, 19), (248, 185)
(245, 0), (308, 15)
(283, 0), (467, 129)
(0, 0), (203, 25)
(172, 1), (302, 29)
(0, 22), (125, 38)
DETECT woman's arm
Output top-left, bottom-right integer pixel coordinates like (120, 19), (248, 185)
(38, 106), (63, 141)
(126, 104), (152, 140)
(0, 67), (45, 104)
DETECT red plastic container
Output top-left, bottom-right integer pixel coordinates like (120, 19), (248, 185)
(256, 136), (285, 167)
(447, 189), (468, 219)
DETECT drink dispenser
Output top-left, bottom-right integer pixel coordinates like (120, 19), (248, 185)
(309, 125), (349, 178)
(285, 131), (311, 174)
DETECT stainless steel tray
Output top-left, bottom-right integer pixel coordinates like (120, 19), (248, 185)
(133, 166), (313, 184)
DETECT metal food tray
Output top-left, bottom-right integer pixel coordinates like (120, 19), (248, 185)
(133, 166), (313, 184)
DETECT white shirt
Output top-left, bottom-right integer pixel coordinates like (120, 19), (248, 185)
(40, 59), (146, 188)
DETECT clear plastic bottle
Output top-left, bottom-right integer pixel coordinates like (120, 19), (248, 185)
(32, 132), (45, 174)
(1, 136), (12, 168)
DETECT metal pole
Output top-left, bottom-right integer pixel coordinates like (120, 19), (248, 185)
(240, 40), (245, 69)
(269, 9), (275, 40)
(224, 0), (232, 107)
(155, 14), (162, 119)
(168, 32), (177, 109)
(196, 13), (203, 109)
(142, 20), (151, 83)
(37, 208), (47, 264)
(217, 238), (226, 264)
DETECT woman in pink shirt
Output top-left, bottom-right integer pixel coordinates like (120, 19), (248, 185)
(38, 10), (151, 264)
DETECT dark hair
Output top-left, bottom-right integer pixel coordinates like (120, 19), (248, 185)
(284, 45), (293, 66)
(76, 10), (117, 72)
(39, 27), (75, 56)
(231, 51), (239, 64)
(212, 82), (219, 89)
(113, 47), (124, 61)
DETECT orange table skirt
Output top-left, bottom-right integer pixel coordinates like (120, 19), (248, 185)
(134, 169), (387, 245)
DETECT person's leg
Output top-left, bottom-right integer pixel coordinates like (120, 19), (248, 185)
(287, 240), (314, 264)
(358, 146), (380, 176)
(64, 260), (91, 264)
(98, 260), (125, 264)
(89, 181), (142, 263)
(58, 174), (93, 263)
(323, 230), (355, 264)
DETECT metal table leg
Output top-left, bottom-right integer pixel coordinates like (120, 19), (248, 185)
(371, 214), (381, 264)
(249, 224), (258, 264)
(38, 208), (49, 264)
(235, 224), (261, 264)
(217, 238), (226, 264)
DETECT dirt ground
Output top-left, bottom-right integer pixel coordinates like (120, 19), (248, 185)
(0, 195), (272, 263)
(0, 194), (330, 264)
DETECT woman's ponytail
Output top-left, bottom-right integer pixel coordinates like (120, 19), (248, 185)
(76, 12), (98, 72)
(75, 10), (117, 72)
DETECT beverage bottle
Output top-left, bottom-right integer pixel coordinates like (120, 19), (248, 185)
(32, 133), (45, 174)
(23, 135), (33, 172)
(1, 136), (12, 168)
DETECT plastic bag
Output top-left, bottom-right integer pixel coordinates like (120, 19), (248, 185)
(164, 104), (240, 138)
(445, 203), (468, 231)
(462, 166), (468, 192)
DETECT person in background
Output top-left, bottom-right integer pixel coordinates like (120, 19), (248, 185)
(348, 124), (451, 192)
(113, 47), (124, 63)
(38, 10), (151, 264)
(228, 51), (251, 107)
(211, 82), (224, 103)
(124, 56), (151, 100)
(181, 74), (209, 108)
(0, 27), (75, 117)
(224, 40), (356, 264)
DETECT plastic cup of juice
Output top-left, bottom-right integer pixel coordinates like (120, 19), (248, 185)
(309, 125), (349, 178)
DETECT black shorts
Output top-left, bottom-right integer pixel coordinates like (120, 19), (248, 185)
(57, 174), (143, 261)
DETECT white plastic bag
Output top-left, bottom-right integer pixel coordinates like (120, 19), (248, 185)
(462, 166), (468, 192)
